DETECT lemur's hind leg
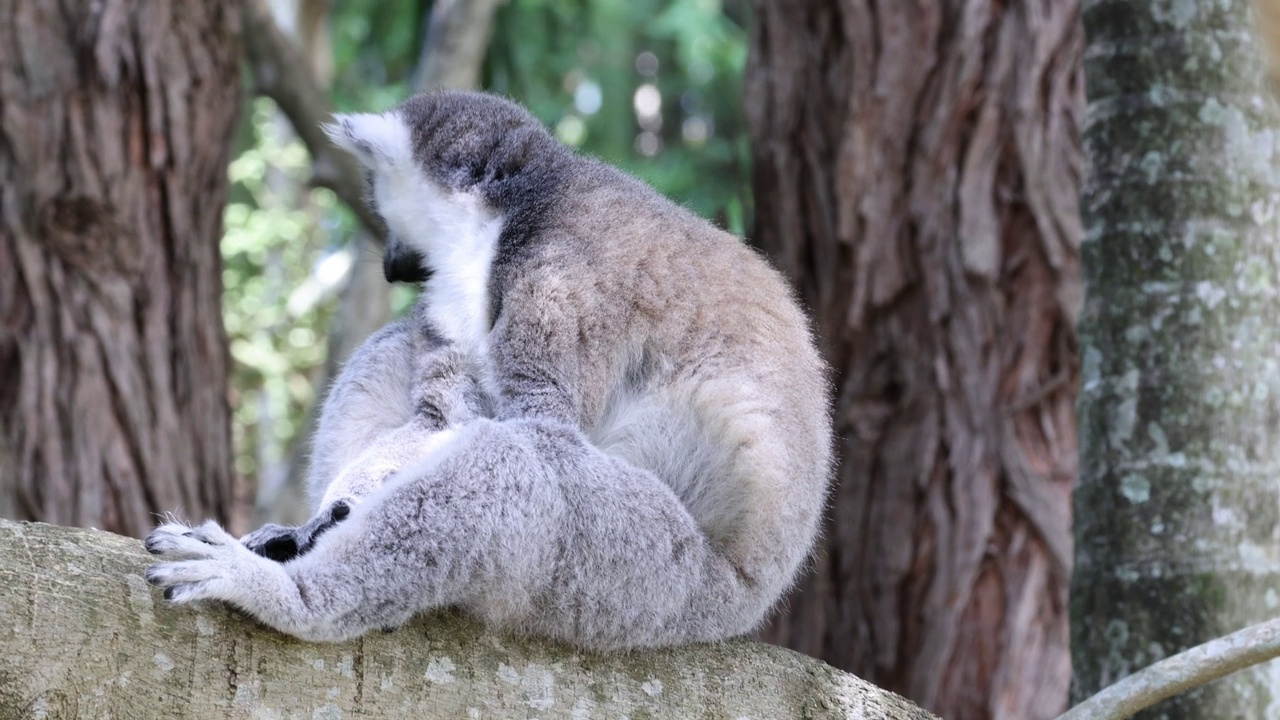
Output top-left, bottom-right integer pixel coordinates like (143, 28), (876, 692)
(242, 321), (487, 562)
(149, 418), (779, 648)
(151, 419), (542, 640)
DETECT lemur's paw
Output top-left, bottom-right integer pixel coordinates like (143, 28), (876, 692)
(240, 500), (352, 563)
(145, 521), (252, 605)
(299, 499), (354, 552)
(145, 562), (222, 604)
(241, 523), (302, 562)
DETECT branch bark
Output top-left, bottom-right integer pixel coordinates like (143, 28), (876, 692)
(0, 519), (934, 720)
(413, 0), (506, 92)
(241, 0), (379, 234)
(1057, 617), (1280, 720)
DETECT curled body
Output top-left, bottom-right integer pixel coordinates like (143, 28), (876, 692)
(145, 91), (832, 650)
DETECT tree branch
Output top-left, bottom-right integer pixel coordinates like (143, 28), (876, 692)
(413, 0), (506, 92)
(240, 0), (381, 236)
(1057, 618), (1280, 720)
(0, 519), (934, 719)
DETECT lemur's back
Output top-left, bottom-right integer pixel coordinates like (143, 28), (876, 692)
(503, 157), (832, 594)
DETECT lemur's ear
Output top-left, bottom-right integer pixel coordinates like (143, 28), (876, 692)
(323, 112), (409, 169)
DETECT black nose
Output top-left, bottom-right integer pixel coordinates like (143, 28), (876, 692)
(383, 238), (428, 284)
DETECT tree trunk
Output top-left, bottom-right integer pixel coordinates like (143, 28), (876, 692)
(0, 519), (935, 720)
(0, 1), (240, 536)
(747, 3), (1083, 718)
(1072, 1), (1280, 716)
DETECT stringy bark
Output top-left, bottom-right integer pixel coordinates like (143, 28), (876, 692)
(747, 3), (1083, 718)
(0, 1), (241, 535)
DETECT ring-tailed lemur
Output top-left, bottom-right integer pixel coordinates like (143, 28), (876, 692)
(144, 91), (832, 650)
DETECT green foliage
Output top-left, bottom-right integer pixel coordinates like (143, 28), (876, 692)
(223, 99), (356, 480)
(330, 0), (429, 109)
(486, 0), (753, 233)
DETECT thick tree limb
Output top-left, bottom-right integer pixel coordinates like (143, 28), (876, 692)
(1057, 619), (1280, 720)
(241, 0), (380, 234)
(0, 520), (934, 719)
(413, 0), (506, 92)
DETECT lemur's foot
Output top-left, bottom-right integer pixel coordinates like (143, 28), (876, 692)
(145, 520), (273, 605)
(239, 500), (352, 562)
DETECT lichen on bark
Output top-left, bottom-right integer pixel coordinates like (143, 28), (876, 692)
(1073, 0), (1280, 716)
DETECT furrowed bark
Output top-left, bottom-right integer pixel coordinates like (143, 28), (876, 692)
(0, 519), (935, 720)
(747, 2), (1084, 718)
(0, 0), (240, 536)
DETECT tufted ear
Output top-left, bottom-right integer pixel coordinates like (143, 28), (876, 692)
(322, 112), (410, 169)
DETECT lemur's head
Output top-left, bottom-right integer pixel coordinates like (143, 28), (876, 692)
(324, 91), (567, 284)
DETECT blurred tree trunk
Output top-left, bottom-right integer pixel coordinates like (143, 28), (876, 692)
(413, 0), (504, 92)
(1072, 1), (1280, 716)
(248, 0), (390, 529)
(747, 2), (1083, 719)
(0, 2), (240, 536)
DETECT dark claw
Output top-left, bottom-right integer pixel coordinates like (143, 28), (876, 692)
(144, 537), (162, 555)
(163, 586), (176, 601)
(144, 567), (161, 585)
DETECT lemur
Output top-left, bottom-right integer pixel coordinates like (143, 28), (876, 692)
(144, 91), (833, 650)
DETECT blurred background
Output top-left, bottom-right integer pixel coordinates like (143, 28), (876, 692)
(9, 1), (1280, 718)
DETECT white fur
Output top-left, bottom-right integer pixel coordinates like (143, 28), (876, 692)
(319, 427), (462, 509)
(322, 112), (409, 166)
(393, 182), (501, 360)
(328, 110), (502, 368)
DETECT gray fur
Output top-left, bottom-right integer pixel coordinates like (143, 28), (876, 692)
(146, 91), (833, 650)
(241, 311), (490, 562)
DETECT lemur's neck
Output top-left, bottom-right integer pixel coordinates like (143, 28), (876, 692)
(421, 201), (503, 360)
